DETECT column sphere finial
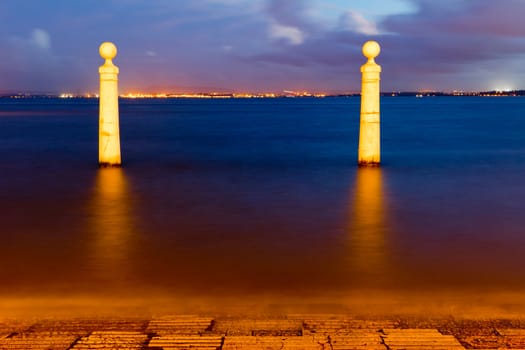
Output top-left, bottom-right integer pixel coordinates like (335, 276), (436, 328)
(100, 42), (117, 60)
(362, 41), (380, 60)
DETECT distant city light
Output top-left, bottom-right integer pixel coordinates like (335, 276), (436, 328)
(492, 83), (514, 92)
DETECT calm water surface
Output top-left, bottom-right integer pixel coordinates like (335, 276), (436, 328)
(1, 97), (525, 313)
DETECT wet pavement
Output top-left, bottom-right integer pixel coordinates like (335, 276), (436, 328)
(2, 315), (525, 349)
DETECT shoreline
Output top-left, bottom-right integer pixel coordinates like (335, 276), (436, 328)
(1, 313), (525, 349)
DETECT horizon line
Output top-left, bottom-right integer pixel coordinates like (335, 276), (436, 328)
(2, 89), (525, 99)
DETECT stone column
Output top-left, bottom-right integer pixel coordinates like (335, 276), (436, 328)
(358, 41), (381, 166)
(98, 42), (121, 167)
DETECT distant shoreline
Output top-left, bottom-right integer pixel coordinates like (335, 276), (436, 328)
(1, 90), (525, 99)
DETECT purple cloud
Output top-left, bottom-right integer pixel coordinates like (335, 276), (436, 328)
(0, 0), (524, 93)
(384, 0), (525, 38)
(245, 0), (525, 90)
(378, 0), (525, 89)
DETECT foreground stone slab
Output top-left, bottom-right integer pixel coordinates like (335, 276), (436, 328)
(71, 331), (148, 349)
(0, 332), (77, 350)
(330, 331), (386, 350)
(381, 329), (465, 349)
(300, 315), (396, 335)
(496, 329), (525, 348)
(146, 315), (214, 335)
(147, 335), (223, 349)
(214, 318), (303, 336)
(2, 316), (525, 349)
(222, 335), (324, 349)
(0, 322), (34, 340)
(30, 319), (148, 333)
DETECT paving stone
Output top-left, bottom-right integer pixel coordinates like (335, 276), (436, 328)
(498, 329), (525, 336)
(330, 331), (385, 350)
(300, 316), (395, 335)
(31, 319), (148, 333)
(381, 329), (465, 349)
(458, 335), (502, 349)
(146, 316), (214, 335)
(3, 316), (525, 349)
(71, 331), (148, 349)
(0, 322), (36, 340)
(214, 318), (303, 336)
(147, 335), (223, 349)
(222, 335), (323, 349)
(0, 332), (77, 350)
(497, 329), (525, 348)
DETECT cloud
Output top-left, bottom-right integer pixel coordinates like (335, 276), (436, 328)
(269, 22), (305, 45)
(339, 11), (378, 35)
(237, 0), (525, 91)
(31, 28), (51, 50)
(1, 0), (525, 93)
(8, 28), (52, 51)
(371, 0), (525, 90)
(265, 0), (310, 28)
(203, 0), (248, 4)
(380, 0), (525, 66)
(383, 0), (525, 38)
(264, 0), (312, 46)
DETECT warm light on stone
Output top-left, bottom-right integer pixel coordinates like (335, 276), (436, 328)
(358, 41), (381, 166)
(99, 42), (121, 167)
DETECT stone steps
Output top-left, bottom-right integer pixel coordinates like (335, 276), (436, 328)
(146, 316), (214, 335)
(31, 320), (147, 333)
(330, 331), (386, 349)
(0, 332), (78, 350)
(381, 329), (465, 349)
(496, 328), (525, 348)
(3, 316), (525, 349)
(301, 316), (396, 335)
(214, 319), (303, 336)
(71, 331), (148, 349)
(221, 336), (324, 349)
(147, 335), (224, 349)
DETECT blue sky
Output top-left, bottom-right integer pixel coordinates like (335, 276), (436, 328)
(0, 0), (524, 93)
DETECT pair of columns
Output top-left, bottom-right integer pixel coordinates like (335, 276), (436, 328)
(97, 41), (382, 167)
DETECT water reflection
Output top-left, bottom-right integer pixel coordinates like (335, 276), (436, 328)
(88, 168), (138, 287)
(348, 167), (390, 284)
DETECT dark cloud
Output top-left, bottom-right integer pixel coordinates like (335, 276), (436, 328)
(265, 0), (311, 28)
(0, 0), (524, 93)
(377, 0), (525, 89)
(383, 0), (525, 37)
(247, 0), (525, 90)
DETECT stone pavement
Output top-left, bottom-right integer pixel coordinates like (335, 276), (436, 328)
(1, 315), (525, 349)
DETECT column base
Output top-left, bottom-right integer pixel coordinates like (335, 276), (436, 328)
(358, 161), (380, 167)
(99, 162), (122, 168)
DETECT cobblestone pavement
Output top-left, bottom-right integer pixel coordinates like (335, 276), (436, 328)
(1, 315), (525, 349)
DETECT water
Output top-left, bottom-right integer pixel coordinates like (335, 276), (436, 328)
(1, 97), (525, 315)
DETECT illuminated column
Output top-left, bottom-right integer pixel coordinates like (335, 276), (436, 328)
(98, 42), (121, 167)
(358, 41), (381, 166)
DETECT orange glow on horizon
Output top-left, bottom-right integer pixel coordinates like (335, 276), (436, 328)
(118, 91), (328, 99)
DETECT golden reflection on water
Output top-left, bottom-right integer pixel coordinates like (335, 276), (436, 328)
(88, 168), (138, 286)
(348, 167), (390, 282)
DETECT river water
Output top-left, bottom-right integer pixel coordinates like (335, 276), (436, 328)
(1, 96), (525, 316)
